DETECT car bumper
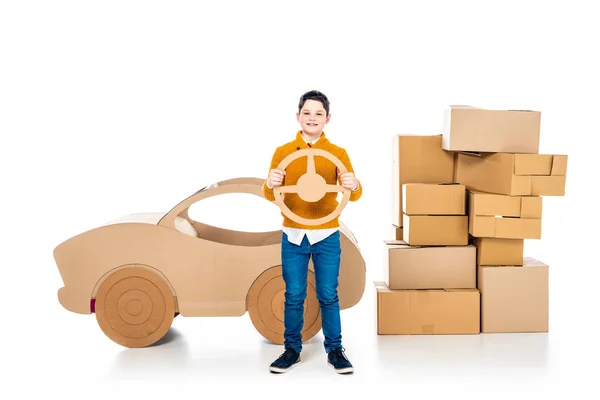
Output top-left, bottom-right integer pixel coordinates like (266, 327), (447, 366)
(58, 287), (92, 315)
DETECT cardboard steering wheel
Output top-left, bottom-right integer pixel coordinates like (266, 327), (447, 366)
(273, 148), (351, 225)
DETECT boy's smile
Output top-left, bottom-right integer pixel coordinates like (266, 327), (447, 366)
(297, 99), (331, 141)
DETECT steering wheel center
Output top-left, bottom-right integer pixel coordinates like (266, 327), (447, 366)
(296, 173), (327, 202)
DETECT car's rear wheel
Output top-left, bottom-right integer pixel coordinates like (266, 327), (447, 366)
(247, 266), (321, 344)
(95, 265), (175, 348)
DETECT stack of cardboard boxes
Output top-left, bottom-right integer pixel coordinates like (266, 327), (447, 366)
(376, 105), (568, 335)
(376, 134), (480, 335)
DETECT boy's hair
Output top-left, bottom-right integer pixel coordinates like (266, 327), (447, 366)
(298, 90), (330, 116)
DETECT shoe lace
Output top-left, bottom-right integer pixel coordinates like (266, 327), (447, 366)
(331, 347), (348, 361)
(281, 348), (296, 360)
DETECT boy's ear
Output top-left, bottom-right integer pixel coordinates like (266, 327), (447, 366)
(296, 112), (301, 123)
(325, 113), (331, 124)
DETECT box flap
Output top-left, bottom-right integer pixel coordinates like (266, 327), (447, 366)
(479, 264), (520, 268)
(384, 240), (411, 249)
(384, 239), (408, 245)
(469, 190), (521, 217)
(456, 151), (484, 157)
(531, 175), (566, 196)
(523, 257), (548, 268)
(386, 238), (426, 249)
(449, 105), (478, 109)
(449, 106), (537, 112)
(520, 196), (543, 218)
(550, 155), (568, 176)
(449, 105), (537, 112)
(479, 257), (547, 268)
(514, 154), (553, 175)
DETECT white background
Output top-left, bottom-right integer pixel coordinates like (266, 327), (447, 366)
(1, 1), (598, 398)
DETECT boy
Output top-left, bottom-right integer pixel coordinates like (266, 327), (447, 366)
(261, 90), (362, 374)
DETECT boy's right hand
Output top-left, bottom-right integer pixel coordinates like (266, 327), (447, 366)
(267, 169), (285, 188)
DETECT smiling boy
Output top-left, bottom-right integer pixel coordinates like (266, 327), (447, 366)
(262, 90), (362, 374)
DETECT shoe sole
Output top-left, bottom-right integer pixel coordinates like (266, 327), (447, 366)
(269, 358), (301, 373)
(327, 361), (354, 374)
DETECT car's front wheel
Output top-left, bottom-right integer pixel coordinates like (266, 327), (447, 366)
(94, 265), (175, 348)
(247, 266), (321, 345)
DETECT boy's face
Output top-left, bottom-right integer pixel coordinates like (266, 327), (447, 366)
(296, 99), (330, 136)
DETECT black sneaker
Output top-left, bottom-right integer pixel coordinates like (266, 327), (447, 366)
(269, 348), (301, 373)
(327, 347), (354, 374)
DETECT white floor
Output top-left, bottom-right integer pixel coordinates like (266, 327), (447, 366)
(5, 251), (596, 400)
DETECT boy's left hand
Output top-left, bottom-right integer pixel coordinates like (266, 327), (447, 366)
(338, 172), (358, 191)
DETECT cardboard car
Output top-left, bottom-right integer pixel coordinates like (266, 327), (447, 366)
(54, 176), (366, 348)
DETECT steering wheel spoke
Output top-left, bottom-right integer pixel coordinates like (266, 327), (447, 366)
(276, 185), (299, 194)
(307, 154), (316, 174)
(325, 184), (345, 193)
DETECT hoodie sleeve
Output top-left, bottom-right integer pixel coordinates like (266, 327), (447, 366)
(339, 149), (363, 202)
(262, 146), (282, 202)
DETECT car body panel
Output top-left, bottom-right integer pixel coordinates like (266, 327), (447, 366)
(54, 177), (366, 317)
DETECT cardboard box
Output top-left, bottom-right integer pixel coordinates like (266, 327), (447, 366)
(455, 152), (567, 196)
(391, 225), (403, 240)
(478, 258), (548, 333)
(375, 282), (480, 335)
(468, 191), (542, 239)
(403, 214), (468, 246)
(442, 106), (541, 153)
(473, 237), (524, 266)
(392, 134), (455, 226)
(402, 183), (466, 215)
(384, 240), (476, 289)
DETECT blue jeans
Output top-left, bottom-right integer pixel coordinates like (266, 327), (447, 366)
(281, 231), (342, 353)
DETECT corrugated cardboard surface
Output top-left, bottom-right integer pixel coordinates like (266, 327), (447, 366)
(392, 134), (455, 227)
(55, 177), (366, 348)
(375, 282), (480, 334)
(470, 215), (542, 239)
(383, 240), (476, 289)
(468, 191), (542, 239)
(403, 214), (469, 245)
(469, 191), (542, 218)
(375, 282), (409, 334)
(391, 224), (403, 240)
(478, 257), (549, 333)
(402, 183), (466, 215)
(473, 237), (524, 266)
(442, 106), (541, 153)
(455, 153), (567, 196)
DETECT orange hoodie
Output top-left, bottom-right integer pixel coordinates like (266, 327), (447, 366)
(262, 131), (363, 229)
